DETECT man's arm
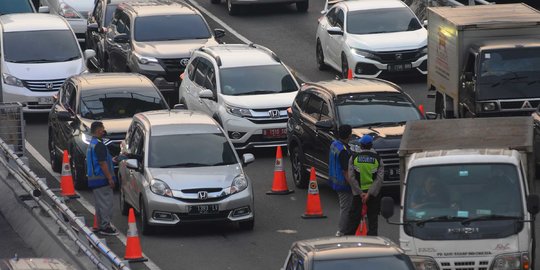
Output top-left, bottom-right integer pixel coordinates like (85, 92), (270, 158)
(95, 143), (115, 188)
(368, 156), (384, 197)
(347, 156), (362, 196)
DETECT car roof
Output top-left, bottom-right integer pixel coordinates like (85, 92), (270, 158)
(304, 79), (402, 97)
(201, 44), (281, 68)
(0, 14), (69, 32)
(293, 236), (403, 260)
(136, 110), (222, 136)
(119, 0), (198, 16)
(340, 0), (406, 11)
(71, 73), (156, 91)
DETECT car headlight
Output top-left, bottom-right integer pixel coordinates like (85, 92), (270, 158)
(81, 133), (92, 145)
(133, 52), (159, 65)
(59, 2), (81, 19)
(150, 179), (173, 197)
(2, 73), (24, 87)
(490, 253), (527, 270)
(482, 102), (498, 111)
(410, 256), (439, 270)
(351, 48), (377, 59)
(223, 175), (248, 195)
(226, 104), (252, 117)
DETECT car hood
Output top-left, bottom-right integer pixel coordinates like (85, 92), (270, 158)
(148, 165), (243, 190)
(220, 91), (297, 109)
(352, 126), (406, 139)
(347, 28), (427, 52)
(62, 0), (94, 14)
(133, 39), (219, 58)
(3, 60), (85, 80)
(80, 117), (132, 134)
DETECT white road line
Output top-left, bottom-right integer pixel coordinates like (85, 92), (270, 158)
(186, 0), (312, 83)
(25, 140), (162, 270)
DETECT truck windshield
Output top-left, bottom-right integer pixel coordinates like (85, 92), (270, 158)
(404, 164), (523, 223)
(477, 48), (540, 100)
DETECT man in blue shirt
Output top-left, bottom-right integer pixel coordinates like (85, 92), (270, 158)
(328, 125), (352, 236)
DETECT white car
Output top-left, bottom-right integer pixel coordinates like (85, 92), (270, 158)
(316, 0), (427, 78)
(0, 14), (95, 112)
(179, 44), (300, 150)
(40, 0), (94, 43)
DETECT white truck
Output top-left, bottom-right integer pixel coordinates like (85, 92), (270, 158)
(381, 117), (540, 270)
(426, 4), (540, 118)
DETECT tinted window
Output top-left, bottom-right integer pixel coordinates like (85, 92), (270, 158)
(295, 92), (311, 111)
(304, 95), (324, 120)
(104, 4), (118, 26)
(335, 9), (344, 29)
(134, 14), (211, 42)
(187, 58), (199, 81)
(220, 65), (297, 95)
(336, 93), (421, 128)
(313, 255), (414, 270)
(194, 58), (211, 86)
(347, 7), (422, 34)
(326, 8), (336, 26)
(320, 101), (331, 120)
(148, 133), (237, 168)
(116, 13), (130, 34)
(79, 88), (167, 119)
(0, 0), (34, 14)
(3, 30), (80, 63)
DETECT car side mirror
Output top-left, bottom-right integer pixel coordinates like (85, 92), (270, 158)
(87, 22), (99, 32)
(39, 6), (49, 13)
(381, 196), (395, 219)
(198, 89), (214, 99)
(84, 49), (96, 60)
(527, 194), (539, 215)
(113, 33), (129, 43)
(425, 112), (437, 120)
(327, 26), (343, 36)
(57, 111), (75, 122)
(173, 103), (187, 110)
(126, 159), (139, 170)
(214, 28), (226, 39)
(423, 20), (428, 28)
(315, 119), (334, 130)
(242, 153), (255, 166)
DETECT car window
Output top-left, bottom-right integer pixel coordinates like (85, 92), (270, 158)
(104, 4), (118, 26)
(93, 0), (103, 26)
(116, 12), (130, 35)
(320, 101), (331, 121)
(130, 127), (144, 158)
(0, 0), (34, 14)
(336, 9), (344, 29)
(219, 65), (297, 95)
(295, 91), (311, 112)
(194, 58), (211, 87)
(304, 95), (324, 120)
(134, 14), (211, 42)
(3, 30), (81, 63)
(204, 66), (217, 93)
(347, 7), (422, 34)
(326, 7), (337, 26)
(63, 82), (76, 113)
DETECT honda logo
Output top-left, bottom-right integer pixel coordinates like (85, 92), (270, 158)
(45, 82), (54, 90)
(180, 58), (190, 67)
(521, 100), (533, 109)
(198, 191), (208, 200)
(395, 53), (402, 61)
(269, 109), (280, 118)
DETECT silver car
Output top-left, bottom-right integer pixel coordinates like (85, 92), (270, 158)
(40, 0), (94, 43)
(118, 110), (255, 235)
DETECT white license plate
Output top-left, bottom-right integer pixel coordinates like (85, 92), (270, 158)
(37, 97), (53, 104)
(388, 63), (412, 72)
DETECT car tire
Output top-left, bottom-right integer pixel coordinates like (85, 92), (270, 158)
(341, 53), (349, 79)
(296, 0), (308, 12)
(48, 131), (62, 173)
(227, 0), (239, 15)
(239, 219), (254, 230)
(139, 197), (155, 235)
(119, 185), (129, 216)
(70, 150), (88, 190)
(290, 145), (309, 189)
(211, 0), (221, 4)
(316, 40), (328, 71)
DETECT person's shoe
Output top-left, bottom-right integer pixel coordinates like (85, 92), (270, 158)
(99, 226), (119, 236)
(335, 231), (343, 237)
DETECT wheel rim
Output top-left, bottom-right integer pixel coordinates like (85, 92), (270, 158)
(292, 149), (301, 184)
(316, 43), (323, 65)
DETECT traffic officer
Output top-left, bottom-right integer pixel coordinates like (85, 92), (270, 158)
(345, 134), (384, 236)
(86, 121), (118, 236)
(328, 124), (353, 237)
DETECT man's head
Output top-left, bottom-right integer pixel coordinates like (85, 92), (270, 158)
(338, 124), (352, 142)
(359, 134), (373, 149)
(90, 121), (106, 139)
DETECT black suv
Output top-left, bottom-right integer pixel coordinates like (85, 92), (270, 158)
(286, 79), (426, 189)
(48, 73), (168, 189)
(103, 0), (225, 106)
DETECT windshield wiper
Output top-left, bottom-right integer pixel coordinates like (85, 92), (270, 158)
(211, 162), (235, 166)
(159, 162), (209, 168)
(59, 56), (80, 62)
(235, 90), (277, 96)
(9, 59), (55, 63)
(366, 31), (387, 34)
(461, 215), (520, 225)
(415, 215), (465, 226)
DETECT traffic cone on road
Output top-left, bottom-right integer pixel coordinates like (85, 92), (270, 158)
(347, 68), (353, 80)
(266, 146), (294, 195)
(355, 203), (368, 236)
(301, 167), (326, 219)
(92, 213), (99, 232)
(124, 208), (147, 262)
(60, 150), (79, 199)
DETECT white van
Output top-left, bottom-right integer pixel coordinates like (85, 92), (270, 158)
(0, 13), (94, 112)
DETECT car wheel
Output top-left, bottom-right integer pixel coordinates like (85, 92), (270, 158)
(119, 185), (129, 216)
(316, 40), (328, 71)
(290, 145), (309, 189)
(211, 0), (221, 4)
(227, 0), (239, 15)
(70, 150), (88, 190)
(139, 197), (154, 235)
(239, 219), (254, 230)
(341, 53), (349, 79)
(296, 0), (308, 12)
(48, 132), (62, 173)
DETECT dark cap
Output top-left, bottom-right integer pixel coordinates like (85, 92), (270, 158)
(90, 121), (104, 134)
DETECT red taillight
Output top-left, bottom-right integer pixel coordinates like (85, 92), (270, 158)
(287, 107), (293, 118)
(418, 104), (425, 116)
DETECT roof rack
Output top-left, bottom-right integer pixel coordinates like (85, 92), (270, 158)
(199, 47), (222, 66)
(248, 43), (281, 63)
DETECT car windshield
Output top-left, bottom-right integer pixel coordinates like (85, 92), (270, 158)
(80, 89), (167, 120)
(477, 48), (540, 100)
(336, 93), (421, 128)
(347, 7), (422, 35)
(0, 0), (34, 14)
(313, 254), (414, 270)
(148, 133), (238, 168)
(134, 14), (211, 42)
(404, 164), (523, 222)
(105, 4), (118, 26)
(220, 65), (297, 96)
(3, 30), (81, 63)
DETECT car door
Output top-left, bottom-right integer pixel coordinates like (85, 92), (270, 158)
(126, 124), (145, 209)
(57, 81), (78, 156)
(86, 0), (102, 54)
(319, 7), (337, 67)
(312, 97), (336, 175)
(201, 63), (220, 119)
(180, 57), (200, 110)
(106, 10), (130, 71)
(327, 7), (346, 67)
(299, 91), (324, 168)
(190, 58), (215, 116)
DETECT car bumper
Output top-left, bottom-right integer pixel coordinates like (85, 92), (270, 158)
(348, 53), (427, 78)
(2, 84), (55, 113)
(66, 18), (88, 43)
(221, 113), (288, 150)
(145, 189), (254, 226)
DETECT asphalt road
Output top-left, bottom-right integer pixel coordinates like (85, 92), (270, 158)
(18, 0), (537, 269)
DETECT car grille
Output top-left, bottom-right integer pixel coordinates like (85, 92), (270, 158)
(376, 148), (400, 182)
(439, 259), (489, 270)
(22, 79), (65, 92)
(174, 188), (228, 203)
(26, 102), (53, 110)
(370, 49), (423, 64)
(245, 107), (289, 124)
(499, 99), (540, 111)
(158, 58), (190, 72)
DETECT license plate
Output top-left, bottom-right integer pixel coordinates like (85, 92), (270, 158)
(263, 128), (287, 138)
(187, 204), (219, 215)
(387, 63), (412, 72)
(388, 168), (400, 177)
(37, 97), (53, 104)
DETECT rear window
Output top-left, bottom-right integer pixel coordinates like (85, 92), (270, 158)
(0, 0), (34, 14)
(134, 14), (211, 42)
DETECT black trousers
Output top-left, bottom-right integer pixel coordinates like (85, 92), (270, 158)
(344, 193), (381, 236)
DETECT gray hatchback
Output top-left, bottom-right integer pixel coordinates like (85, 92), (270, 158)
(118, 110), (255, 235)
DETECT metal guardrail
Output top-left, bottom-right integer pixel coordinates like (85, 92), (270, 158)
(0, 137), (131, 270)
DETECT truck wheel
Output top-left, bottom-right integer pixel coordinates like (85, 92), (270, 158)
(290, 145), (309, 188)
(316, 40), (328, 71)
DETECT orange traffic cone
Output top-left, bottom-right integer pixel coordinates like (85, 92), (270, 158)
(355, 203), (368, 236)
(60, 150), (79, 199)
(125, 208), (147, 262)
(347, 68), (353, 80)
(266, 146), (294, 195)
(301, 167), (326, 219)
(92, 213), (99, 232)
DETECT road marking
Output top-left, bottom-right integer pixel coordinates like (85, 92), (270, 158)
(25, 141), (162, 270)
(185, 0), (311, 83)
(276, 229), (297, 234)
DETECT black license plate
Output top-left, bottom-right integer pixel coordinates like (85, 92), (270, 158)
(388, 63), (412, 72)
(188, 204), (219, 215)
